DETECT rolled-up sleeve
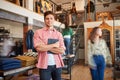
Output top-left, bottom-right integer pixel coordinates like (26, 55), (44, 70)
(33, 30), (43, 48)
(58, 32), (66, 50)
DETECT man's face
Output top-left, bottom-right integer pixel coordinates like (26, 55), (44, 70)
(44, 14), (55, 27)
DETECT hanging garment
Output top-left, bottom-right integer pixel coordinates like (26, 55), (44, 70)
(35, 1), (43, 13)
(24, 52), (38, 58)
(86, 1), (95, 13)
(26, 30), (35, 52)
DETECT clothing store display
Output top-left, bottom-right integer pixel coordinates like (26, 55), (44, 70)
(0, 57), (21, 71)
(24, 52), (38, 58)
(14, 56), (37, 67)
(41, 0), (52, 13)
(86, 1), (95, 13)
(26, 30), (35, 52)
(35, 1), (43, 13)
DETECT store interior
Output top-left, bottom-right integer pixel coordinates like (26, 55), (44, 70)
(0, 0), (120, 80)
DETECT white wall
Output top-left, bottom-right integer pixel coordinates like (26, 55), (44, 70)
(27, 0), (34, 11)
(0, 19), (23, 38)
(75, 0), (85, 11)
(78, 49), (85, 59)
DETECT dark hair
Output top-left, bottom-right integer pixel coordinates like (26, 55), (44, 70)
(44, 11), (55, 19)
(89, 27), (102, 43)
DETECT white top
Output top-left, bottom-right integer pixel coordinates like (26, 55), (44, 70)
(87, 39), (112, 67)
(63, 35), (71, 38)
(48, 53), (55, 65)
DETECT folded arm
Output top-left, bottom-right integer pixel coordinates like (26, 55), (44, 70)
(35, 42), (58, 52)
(49, 47), (65, 54)
(35, 42), (65, 54)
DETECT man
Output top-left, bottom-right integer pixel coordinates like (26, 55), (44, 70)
(33, 11), (65, 80)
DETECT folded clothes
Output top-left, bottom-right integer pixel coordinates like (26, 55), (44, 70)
(14, 56), (37, 67)
(0, 58), (21, 65)
(0, 63), (21, 71)
(0, 58), (21, 71)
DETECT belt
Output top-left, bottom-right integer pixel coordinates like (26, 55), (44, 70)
(48, 65), (56, 67)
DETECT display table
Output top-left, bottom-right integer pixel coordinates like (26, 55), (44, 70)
(0, 65), (36, 80)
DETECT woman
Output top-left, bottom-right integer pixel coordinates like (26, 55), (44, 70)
(62, 22), (73, 56)
(87, 27), (112, 80)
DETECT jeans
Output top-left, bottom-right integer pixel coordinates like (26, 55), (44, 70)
(39, 65), (62, 80)
(64, 38), (71, 55)
(90, 55), (105, 80)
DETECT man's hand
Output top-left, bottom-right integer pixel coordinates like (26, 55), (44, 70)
(52, 42), (59, 48)
(35, 41), (60, 52)
(49, 47), (65, 54)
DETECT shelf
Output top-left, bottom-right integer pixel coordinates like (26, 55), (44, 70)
(115, 38), (120, 40)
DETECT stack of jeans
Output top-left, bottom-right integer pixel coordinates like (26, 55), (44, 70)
(0, 57), (21, 71)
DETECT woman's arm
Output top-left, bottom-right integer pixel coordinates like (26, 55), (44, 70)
(87, 40), (96, 68)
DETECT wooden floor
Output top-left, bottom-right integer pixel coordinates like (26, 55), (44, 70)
(7, 59), (118, 80)
(62, 59), (114, 80)
(71, 60), (113, 80)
